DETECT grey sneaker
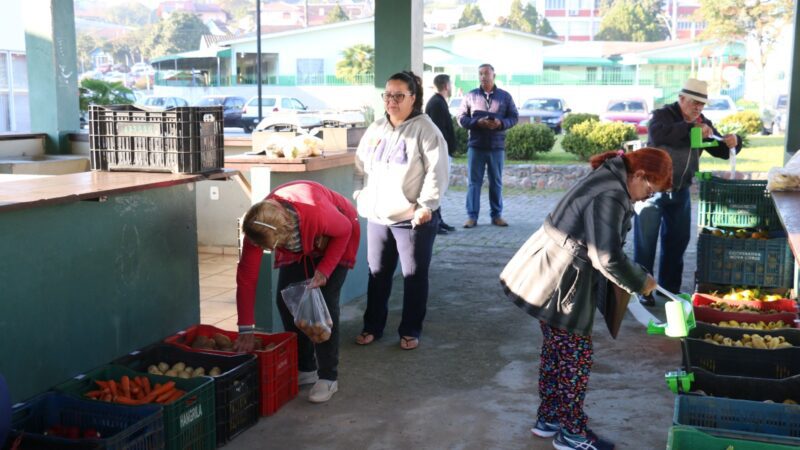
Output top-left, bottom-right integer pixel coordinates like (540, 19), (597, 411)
(531, 419), (560, 438)
(553, 429), (614, 450)
(308, 379), (338, 403)
(298, 370), (319, 386)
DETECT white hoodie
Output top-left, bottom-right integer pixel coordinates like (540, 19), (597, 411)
(354, 113), (449, 224)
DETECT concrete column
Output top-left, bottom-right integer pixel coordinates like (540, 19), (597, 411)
(374, 0), (424, 87)
(785, 0), (800, 159)
(23, 0), (79, 154)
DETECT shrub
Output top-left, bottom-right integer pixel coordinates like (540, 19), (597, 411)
(718, 110), (763, 136)
(562, 121), (638, 160)
(452, 116), (468, 156)
(505, 123), (555, 160)
(562, 113), (600, 133)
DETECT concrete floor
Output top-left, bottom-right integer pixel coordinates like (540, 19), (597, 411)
(199, 187), (696, 449)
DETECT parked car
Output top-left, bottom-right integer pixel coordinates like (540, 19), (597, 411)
(448, 97), (462, 117)
(701, 95), (739, 124)
(517, 97), (570, 133)
(241, 95), (309, 133)
(195, 95), (247, 129)
(137, 96), (189, 109)
(601, 99), (650, 134)
(771, 94), (788, 134)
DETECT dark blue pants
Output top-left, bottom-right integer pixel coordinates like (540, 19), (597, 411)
(466, 147), (505, 220)
(276, 259), (348, 381)
(362, 215), (439, 339)
(633, 186), (691, 293)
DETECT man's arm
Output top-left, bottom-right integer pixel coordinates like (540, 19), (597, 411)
(702, 119), (743, 159)
(648, 108), (692, 147)
(457, 94), (481, 130)
(498, 93), (519, 130)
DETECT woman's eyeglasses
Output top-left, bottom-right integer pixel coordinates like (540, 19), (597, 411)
(381, 92), (412, 103)
(645, 178), (656, 199)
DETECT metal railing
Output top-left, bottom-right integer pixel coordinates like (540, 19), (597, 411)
(155, 71), (375, 87)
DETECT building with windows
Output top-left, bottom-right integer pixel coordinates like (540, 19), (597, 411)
(0, 0), (29, 132)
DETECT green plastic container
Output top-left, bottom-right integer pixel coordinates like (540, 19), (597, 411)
(696, 233), (794, 288)
(54, 364), (216, 450)
(696, 172), (782, 230)
(668, 425), (800, 450)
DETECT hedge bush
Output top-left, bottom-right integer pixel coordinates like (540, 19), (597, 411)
(717, 110), (763, 136)
(452, 116), (468, 156)
(562, 113), (600, 133)
(505, 123), (555, 160)
(562, 120), (638, 160)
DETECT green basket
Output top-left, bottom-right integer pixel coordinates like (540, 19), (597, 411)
(696, 172), (781, 230)
(668, 425), (800, 450)
(54, 364), (216, 450)
(696, 233), (795, 288)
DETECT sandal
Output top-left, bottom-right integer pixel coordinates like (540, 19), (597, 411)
(355, 332), (375, 345)
(400, 336), (419, 350)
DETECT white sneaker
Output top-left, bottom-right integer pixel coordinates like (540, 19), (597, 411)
(308, 379), (338, 403)
(298, 370), (319, 386)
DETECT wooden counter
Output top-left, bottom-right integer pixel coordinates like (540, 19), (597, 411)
(0, 169), (241, 213)
(224, 151), (355, 173)
(772, 191), (800, 264)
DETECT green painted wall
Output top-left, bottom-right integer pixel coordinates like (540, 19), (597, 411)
(374, 1), (413, 87)
(0, 185), (200, 402)
(23, 0), (80, 154)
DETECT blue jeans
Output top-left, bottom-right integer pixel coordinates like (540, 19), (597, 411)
(466, 147), (504, 220)
(633, 186), (692, 293)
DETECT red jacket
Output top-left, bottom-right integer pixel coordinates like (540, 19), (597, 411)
(236, 181), (360, 326)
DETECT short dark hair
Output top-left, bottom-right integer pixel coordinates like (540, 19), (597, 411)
(387, 70), (424, 113)
(432, 74), (450, 92)
(479, 63), (494, 72)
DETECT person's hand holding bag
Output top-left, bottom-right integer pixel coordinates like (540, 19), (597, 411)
(308, 270), (328, 289)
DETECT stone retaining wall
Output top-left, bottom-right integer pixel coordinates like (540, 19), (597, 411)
(449, 163), (592, 190)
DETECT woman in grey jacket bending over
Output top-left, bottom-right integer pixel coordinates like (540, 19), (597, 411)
(500, 148), (670, 450)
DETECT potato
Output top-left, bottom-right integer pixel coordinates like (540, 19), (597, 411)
(209, 366), (222, 377)
(172, 362), (186, 372)
(192, 367), (205, 377)
(178, 371), (191, 379)
(212, 333), (232, 348)
(147, 365), (162, 375)
(184, 366), (193, 375)
(165, 369), (179, 377)
(157, 362), (170, 373)
(192, 335), (210, 349)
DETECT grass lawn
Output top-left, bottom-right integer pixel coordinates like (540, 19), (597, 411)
(453, 135), (788, 171)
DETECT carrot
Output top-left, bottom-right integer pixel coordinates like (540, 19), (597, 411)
(95, 380), (109, 389)
(163, 389), (184, 404)
(120, 376), (131, 398)
(141, 377), (151, 395)
(84, 390), (104, 399)
(143, 381), (175, 403)
(101, 393), (112, 402)
(155, 387), (177, 403)
(108, 380), (118, 397)
(134, 387), (144, 400)
(114, 396), (142, 406)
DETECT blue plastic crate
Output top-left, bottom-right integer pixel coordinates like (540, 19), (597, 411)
(674, 395), (800, 446)
(7, 392), (163, 450)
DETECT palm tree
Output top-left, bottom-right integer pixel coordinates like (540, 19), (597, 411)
(335, 44), (374, 83)
(79, 78), (135, 114)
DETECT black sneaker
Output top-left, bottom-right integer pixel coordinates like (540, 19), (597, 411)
(638, 293), (656, 307)
(553, 429), (614, 450)
(437, 227), (449, 235)
(440, 222), (456, 232)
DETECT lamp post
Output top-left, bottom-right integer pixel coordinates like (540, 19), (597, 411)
(256, 0), (262, 123)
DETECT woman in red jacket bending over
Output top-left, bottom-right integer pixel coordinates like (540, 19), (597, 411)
(235, 180), (360, 403)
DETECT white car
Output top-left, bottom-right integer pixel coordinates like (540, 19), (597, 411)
(241, 95), (309, 133)
(702, 96), (740, 125)
(137, 96), (189, 110)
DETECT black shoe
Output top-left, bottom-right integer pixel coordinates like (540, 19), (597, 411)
(440, 222), (456, 232)
(437, 227), (448, 235)
(638, 293), (656, 307)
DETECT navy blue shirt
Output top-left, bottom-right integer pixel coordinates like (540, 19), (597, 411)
(457, 86), (519, 151)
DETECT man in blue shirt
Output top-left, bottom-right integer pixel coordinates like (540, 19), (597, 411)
(457, 63), (519, 228)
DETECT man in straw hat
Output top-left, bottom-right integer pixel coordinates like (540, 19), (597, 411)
(634, 78), (741, 307)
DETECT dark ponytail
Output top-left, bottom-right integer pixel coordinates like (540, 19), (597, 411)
(388, 70), (423, 113)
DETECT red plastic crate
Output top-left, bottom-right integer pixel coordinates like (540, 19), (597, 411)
(164, 324), (298, 416)
(691, 305), (798, 328)
(692, 293), (798, 313)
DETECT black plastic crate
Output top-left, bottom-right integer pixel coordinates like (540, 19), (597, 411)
(89, 105), (224, 174)
(690, 366), (800, 403)
(113, 344), (258, 447)
(696, 233), (795, 288)
(682, 337), (800, 379)
(6, 391), (163, 450)
(696, 172), (781, 230)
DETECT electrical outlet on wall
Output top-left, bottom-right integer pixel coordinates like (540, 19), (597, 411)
(210, 186), (219, 200)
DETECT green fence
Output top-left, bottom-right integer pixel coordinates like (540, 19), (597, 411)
(155, 71), (374, 87)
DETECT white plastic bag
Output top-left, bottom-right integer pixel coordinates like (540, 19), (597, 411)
(767, 150), (800, 191)
(281, 280), (333, 343)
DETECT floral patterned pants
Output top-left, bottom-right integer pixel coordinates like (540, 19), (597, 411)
(537, 320), (593, 435)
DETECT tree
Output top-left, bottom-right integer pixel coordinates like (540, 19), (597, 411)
(498, 0), (557, 36)
(76, 34), (96, 72)
(457, 4), (486, 28)
(143, 12), (209, 59)
(336, 44), (374, 82)
(325, 3), (349, 24)
(78, 78), (134, 114)
(217, 0), (251, 21)
(698, 0), (794, 108)
(103, 4), (153, 26)
(595, 0), (668, 42)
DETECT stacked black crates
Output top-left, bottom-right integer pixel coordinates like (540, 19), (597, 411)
(89, 104), (224, 174)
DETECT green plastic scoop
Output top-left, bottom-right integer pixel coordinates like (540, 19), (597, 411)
(646, 286), (696, 338)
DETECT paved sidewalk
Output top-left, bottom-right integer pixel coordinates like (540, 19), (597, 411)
(220, 186), (696, 450)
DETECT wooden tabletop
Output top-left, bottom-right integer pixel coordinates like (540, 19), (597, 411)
(772, 191), (800, 264)
(0, 169), (240, 213)
(225, 151), (355, 173)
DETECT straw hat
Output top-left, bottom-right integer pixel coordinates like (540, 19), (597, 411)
(679, 78), (708, 104)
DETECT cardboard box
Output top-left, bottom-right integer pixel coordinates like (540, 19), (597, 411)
(322, 127), (366, 151)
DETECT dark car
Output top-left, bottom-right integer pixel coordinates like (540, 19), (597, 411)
(518, 97), (570, 133)
(195, 95), (247, 129)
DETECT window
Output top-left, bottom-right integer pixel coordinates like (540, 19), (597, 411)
(586, 67), (597, 82)
(546, 0), (566, 9)
(296, 58), (323, 84)
(290, 98), (306, 110)
(12, 54), (26, 89)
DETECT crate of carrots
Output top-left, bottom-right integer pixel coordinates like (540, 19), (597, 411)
(54, 364), (215, 450)
(164, 324), (298, 416)
(113, 344), (259, 446)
